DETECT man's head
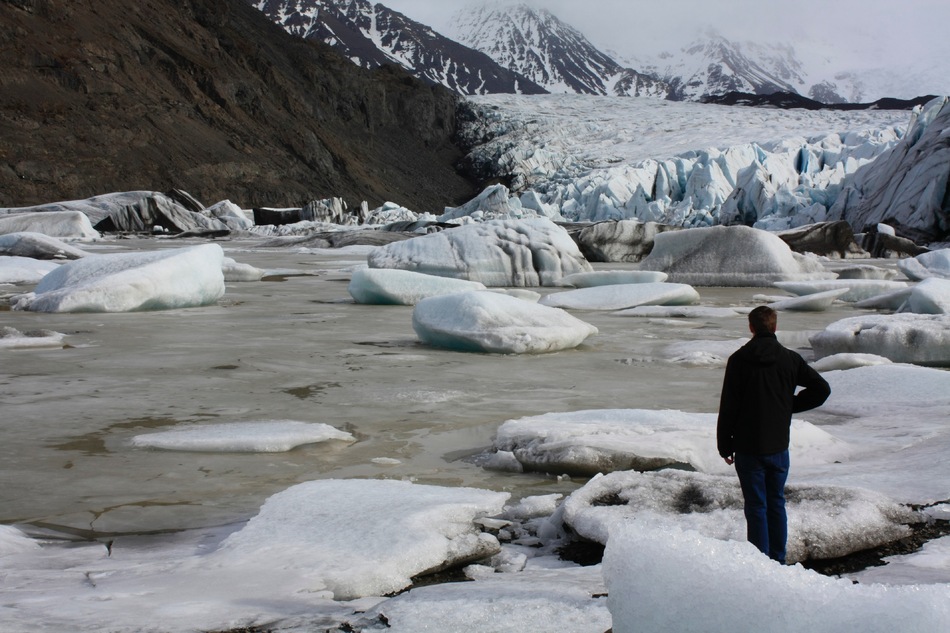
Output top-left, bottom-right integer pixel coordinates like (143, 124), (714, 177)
(748, 305), (777, 335)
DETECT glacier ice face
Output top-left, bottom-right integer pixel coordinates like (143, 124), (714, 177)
(829, 97), (950, 243)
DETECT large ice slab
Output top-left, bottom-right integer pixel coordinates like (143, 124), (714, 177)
(214, 479), (508, 600)
(810, 314), (950, 365)
(0, 256), (59, 285)
(368, 218), (592, 287)
(899, 249), (950, 281)
(0, 232), (91, 260)
(360, 565), (610, 633)
(603, 522), (950, 633)
(491, 409), (849, 478)
(539, 282), (699, 311)
(638, 225), (831, 286)
(775, 279), (909, 302)
(12, 244), (226, 313)
(562, 469), (915, 563)
(348, 267), (487, 305)
(0, 211), (100, 240)
(413, 291), (597, 354)
(130, 421), (354, 452)
(830, 96), (950, 243)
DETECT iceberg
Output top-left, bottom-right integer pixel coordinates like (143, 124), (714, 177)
(774, 279), (908, 302)
(810, 314), (950, 365)
(539, 282), (699, 311)
(0, 211), (100, 240)
(368, 218), (592, 287)
(12, 244), (226, 313)
(638, 225), (832, 286)
(0, 232), (91, 259)
(348, 267), (487, 305)
(0, 256), (59, 285)
(767, 287), (850, 311)
(899, 248), (950, 280)
(412, 291), (598, 354)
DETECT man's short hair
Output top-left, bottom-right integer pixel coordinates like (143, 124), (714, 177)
(749, 305), (777, 335)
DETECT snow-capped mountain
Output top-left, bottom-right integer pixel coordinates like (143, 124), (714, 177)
(623, 32), (848, 104)
(448, 4), (670, 98)
(250, 0), (547, 95)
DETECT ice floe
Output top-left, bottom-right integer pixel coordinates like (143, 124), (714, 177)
(0, 256), (59, 285)
(0, 232), (91, 259)
(810, 313), (950, 365)
(539, 282), (699, 311)
(412, 291), (598, 354)
(556, 270), (668, 287)
(898, 248), (950, 280)
(130, 421), (354, 452)
(0, 211), (100, 240)
(348, 267), (487, 305)
(775, 278), (909, 302)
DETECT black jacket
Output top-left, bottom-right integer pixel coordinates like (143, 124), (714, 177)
(717, 333), (831, 458)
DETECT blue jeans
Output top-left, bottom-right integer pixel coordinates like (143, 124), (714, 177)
(734, 450), (790, 564)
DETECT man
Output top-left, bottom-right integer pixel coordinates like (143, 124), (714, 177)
(717, 306), (831, 564)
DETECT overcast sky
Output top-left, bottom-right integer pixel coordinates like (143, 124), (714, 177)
(382, 0), (950, 70)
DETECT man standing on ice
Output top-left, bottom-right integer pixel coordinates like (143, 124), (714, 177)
(717, 306), (831, 564)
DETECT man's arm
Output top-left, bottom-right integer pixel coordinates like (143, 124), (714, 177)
(792, 360), (831, 413)
(717, 358), (739, 462)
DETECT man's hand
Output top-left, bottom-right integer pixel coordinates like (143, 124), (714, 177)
(723, 455), (734, 465)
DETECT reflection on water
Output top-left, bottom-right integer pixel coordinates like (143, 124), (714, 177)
(0, 238), (895, 537)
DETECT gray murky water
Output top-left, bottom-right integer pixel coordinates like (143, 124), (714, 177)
(0, 237), (885, 539)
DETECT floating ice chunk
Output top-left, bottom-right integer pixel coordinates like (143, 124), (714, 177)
(660, 338), (747, 366)
(222, 257), (264, 282)
(557, 270), (668, 287)
(898, 277), (950, 314)
(368, 218), (592, 287)
(767, 287), (850, 311)
(0, 232), (91, 259)
(130, 421), (354, 452)
(348, 267), (486, 305)
(0, 525), (40, 555)
(0, 327), (66, 349)
(810, 353), (893, 372)
(492, 409), (849, 478)
(202, 200), (254, 231)
(412, 291), (598, 354)
(775, 279), (908, 302)
(0, 211), (100, 240)
(563, 469), (915, 563)
(853, 285), (914, 310)
(638, 225), (832, 286)
(360, 565), (610, 633)
(614, 305), (744, 318)
(0, 256), (59, 284)
(603, 522), (950, 633)
(503, 494), (563, 521)
(835, 264), (897, 280)
(214, 479), (508, 600)
(810, 314), (950, 365)
(12, 244), (226, 312)
(539, 282), (699, 311)
(899, 249), (950, 280)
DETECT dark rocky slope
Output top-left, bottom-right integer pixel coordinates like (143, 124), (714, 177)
(0, 0), (478, 211)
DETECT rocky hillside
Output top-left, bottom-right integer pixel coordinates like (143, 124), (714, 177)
(0, 0), (478, 211)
